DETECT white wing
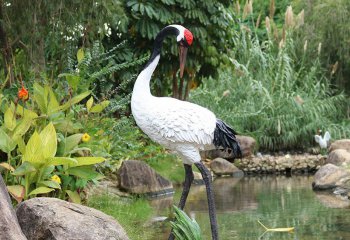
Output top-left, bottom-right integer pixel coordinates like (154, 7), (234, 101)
(147, 97), (216, 147)
(314, 135), (321, 143)
(324, 131), (331, 142)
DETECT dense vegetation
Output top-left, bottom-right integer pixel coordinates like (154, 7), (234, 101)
(0, 0), (349, 238)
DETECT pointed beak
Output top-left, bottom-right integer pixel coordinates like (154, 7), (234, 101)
(179, 45), (188, 78)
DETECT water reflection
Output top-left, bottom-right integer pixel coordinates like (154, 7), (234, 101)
(149, 175), (350, 240)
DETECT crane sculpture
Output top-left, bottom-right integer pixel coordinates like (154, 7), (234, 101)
(131, 25), (241, 240)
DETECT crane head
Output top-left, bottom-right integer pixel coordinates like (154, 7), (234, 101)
(172, 25), (193, 78)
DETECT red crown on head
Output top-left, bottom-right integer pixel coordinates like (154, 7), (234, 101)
(184, 29), (193, 46)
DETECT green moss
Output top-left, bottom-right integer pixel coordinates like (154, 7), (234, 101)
(87, 194), (155, 240)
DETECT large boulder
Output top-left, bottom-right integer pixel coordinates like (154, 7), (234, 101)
(16, 197), (129, 240)
(329, 139), (350, 153)
(0, 175), (27, 240)
(210, 158), (244, 177)
(327, 149), (350, 166)
(117, 160), (173, 195)
(202, 135), (256, 160)
(312, 163), (350, 190)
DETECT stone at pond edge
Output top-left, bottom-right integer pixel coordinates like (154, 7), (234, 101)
(329, 139), (350, 153)
(117, 160), (173, 196)
(201, 135), (256, 160)
(210, 158), (244, 177)
(312, 163), (350, 190)
(236, 135), (256, 158)
(16, 197), (129, 240)
(327, 149), (350, 166)
(0, 174), (27, 240)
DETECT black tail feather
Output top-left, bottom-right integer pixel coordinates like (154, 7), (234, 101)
(213, 119), (242, 158)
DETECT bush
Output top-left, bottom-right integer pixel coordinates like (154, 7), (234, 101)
(0, 82), (108, 204)
(190, 29), (350, 151)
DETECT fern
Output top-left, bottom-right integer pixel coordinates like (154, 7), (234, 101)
(61, 41), (147, 116)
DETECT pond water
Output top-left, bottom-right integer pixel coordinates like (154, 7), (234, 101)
(150, 175), (350, 240)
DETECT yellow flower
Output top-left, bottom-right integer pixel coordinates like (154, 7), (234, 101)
(51, 175), (61, 184)
(82, 133), (91, 142)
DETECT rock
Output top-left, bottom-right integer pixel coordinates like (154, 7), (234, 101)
(201, 135), (256, 160)
(117, 160), (173, 196)
(0, 175), (27, 240)
(16, 197), (129, 240)
(193, 171), (204, 185)
(329, 139), (350, 152)
(312, 163), (350, 190)
(327, 149), (350, 166)
(86, 179), (131, 199)
(236, 135), (256, 157)
(210, 158), (244, 177)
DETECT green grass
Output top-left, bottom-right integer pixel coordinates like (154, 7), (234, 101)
(146, 153), (185, 184)
(87, 194), (155, 240)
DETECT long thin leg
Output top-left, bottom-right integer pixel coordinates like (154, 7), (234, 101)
(178, 164), (194, 209)
(168, 164), (194, 240)
(195, 161), (218, 240)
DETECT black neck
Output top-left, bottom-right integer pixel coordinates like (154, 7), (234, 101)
(143, 26), (179, 70)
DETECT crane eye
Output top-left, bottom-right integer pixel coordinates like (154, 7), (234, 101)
(179, 39), (189, 47)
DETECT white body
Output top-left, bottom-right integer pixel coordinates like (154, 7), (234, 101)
(314, 131), (331, 149)
(131, 55), (216, 164)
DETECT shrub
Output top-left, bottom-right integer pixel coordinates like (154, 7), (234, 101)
(190, 29), (350, 151)
(0, 82), (107, 203)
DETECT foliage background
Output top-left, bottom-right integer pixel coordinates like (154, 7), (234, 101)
(0, 0), (349, 158)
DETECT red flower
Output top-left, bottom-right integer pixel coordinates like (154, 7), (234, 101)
(18, 85), (29, 101)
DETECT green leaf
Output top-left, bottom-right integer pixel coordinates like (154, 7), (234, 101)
(39, 122), (57, 159)
(10, 102), (38, 120)
(47, 87), (60, 115)
(57, 133), (83, 156)
(53, 91), (91, 112)
(23, 131), (44, 164)
(66, 166), (102, 180)
(77, 48), (85, 63)
(90, 100), (110, 113)
(68, 147), (91, 155)
(47, 157), (77, 166)
(41, 165), (55, 178)
(65, 74), (80, 92)
(39, 180), (61, 189)
(33, 82), (49, 114)
(86, 97), (93, 112)
(4, 107), (16, 131)
(73, 157), (105, 167)
(12, 117), (32, 141)
(16, 137), (26, 155)
(7, 185), (25, 203)
(66, 190), (81, 204)
(12, 161), (36, 176)
(28, 187), (54, 196)
(0, 128), (16, 153)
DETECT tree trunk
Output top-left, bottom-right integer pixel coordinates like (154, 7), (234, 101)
(0, 0), (13, 85)
(31, 5), (46, 76)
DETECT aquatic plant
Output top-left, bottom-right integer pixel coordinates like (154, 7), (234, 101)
(170, 206), (202, 240)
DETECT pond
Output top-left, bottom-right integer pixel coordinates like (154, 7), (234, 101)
(149, 175), (350, 240)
